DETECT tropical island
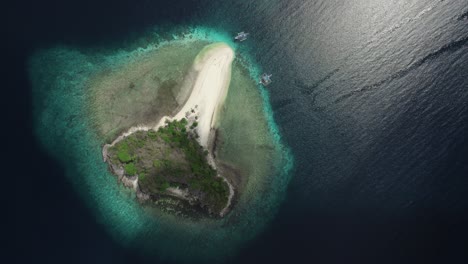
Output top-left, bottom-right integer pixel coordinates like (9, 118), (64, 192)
(30, 28), (291, 259)
(102, 43), (235, 217)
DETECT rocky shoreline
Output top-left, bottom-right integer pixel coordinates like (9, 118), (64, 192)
(106, 151), (236, 217)
(103, 122), (236, 217)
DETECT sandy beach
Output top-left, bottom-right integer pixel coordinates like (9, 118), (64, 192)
(102, 43), (235, 216)
(155, 43), (234, 147)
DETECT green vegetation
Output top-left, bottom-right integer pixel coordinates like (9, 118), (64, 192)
(107, 119), (229, 215)
(124, 163), (137, 175)
(190, 121), (198, 130)
(147, 130), (158, 140)
(138, 172), (146, 181)
(117, 143), (133, 163)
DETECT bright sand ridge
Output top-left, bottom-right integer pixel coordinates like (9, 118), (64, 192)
(157, 42), (234, 147)
(103, 43), (235, 216)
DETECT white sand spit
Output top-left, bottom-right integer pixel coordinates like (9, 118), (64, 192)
(154, 43), (234, 147)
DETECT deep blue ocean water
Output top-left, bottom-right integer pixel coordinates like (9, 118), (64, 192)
(10, 0), (468, 263)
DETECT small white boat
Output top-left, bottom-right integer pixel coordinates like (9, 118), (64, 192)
(259, 73), (272, 86)
(234, 32), (249, 42)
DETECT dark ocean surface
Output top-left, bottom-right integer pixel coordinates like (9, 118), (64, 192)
(10, 0), (468, 263)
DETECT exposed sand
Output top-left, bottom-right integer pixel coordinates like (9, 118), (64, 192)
(154, 43), (234, 147)
(103, 43), (235, 216)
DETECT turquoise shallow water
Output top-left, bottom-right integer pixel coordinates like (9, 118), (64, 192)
(30, 26), (293, 262)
